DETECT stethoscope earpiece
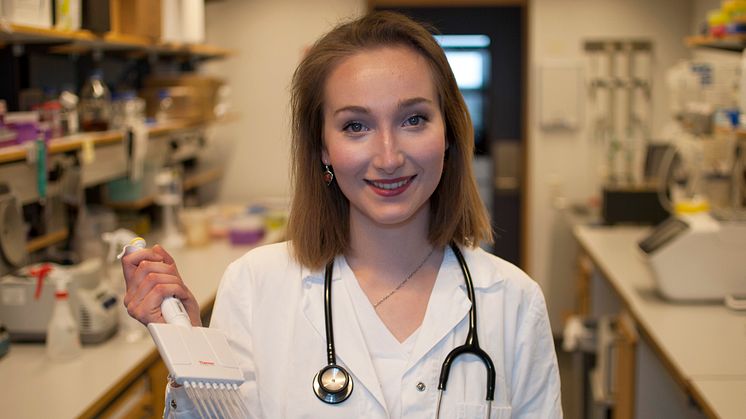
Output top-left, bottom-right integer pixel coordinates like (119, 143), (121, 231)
(313, 364), (353, 404)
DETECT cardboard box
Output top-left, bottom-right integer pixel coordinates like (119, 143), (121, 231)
(1, 0), (52, 28)
(54, 0), (81, 31)
(161, 0), (204, 44)
(81, 0), (110, 34)
(109, 0), (161, 40)
(142, 74), (224, 121)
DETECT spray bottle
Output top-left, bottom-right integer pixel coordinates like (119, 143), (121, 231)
(102, 229), (146, 342)
(46, 268), (82, 361)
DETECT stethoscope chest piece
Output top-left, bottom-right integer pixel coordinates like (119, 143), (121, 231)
(313, 364), (353, 404)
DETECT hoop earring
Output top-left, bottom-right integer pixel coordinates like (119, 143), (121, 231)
(323, 165), (334, 186)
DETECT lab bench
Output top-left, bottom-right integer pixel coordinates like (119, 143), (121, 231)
(0, 240), (251, 419)
(572, 225), (746, 419)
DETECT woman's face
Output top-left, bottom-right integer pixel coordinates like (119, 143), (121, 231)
(322, 45), (446, 229)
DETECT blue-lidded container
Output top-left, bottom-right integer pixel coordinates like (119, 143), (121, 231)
(0, 323), (10, 359)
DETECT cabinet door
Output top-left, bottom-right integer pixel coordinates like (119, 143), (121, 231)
(612, 313), (637, 419)
(148, 359), (169, 419)
(98, 374), (152, 418)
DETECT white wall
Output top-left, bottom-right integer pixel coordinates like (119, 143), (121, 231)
(203, 0), (365, 203)
(203, 0), (702, 334)
(528, 0), (694, 333)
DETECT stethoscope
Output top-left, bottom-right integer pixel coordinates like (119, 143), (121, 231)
(313, 243), (497, 418)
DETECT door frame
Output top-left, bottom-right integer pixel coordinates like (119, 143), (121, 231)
(368, 0), (531, 271)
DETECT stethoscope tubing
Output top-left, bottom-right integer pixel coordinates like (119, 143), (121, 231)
(323, 259), (337, 366)
(317, 243), (497, 414)
(439, 244), (496, 401)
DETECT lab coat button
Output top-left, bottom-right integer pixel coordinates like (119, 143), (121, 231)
(416, 382), (426, 392)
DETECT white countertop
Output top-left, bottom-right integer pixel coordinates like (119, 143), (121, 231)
(690, 378), (746, 419)
(0, 239), (253, 419)
(574, 225), (746, 418)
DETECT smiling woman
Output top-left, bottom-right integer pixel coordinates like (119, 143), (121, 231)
(288, 12), (491, 271)
(321, 46), (446, 232)
(121, 11), (562, 419)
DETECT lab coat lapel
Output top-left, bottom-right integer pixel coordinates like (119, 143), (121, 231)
(300, 260), (387, 412)
(407, 248), (471, 370)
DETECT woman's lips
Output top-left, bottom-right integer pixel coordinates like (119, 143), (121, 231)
(365, 175), (416, 196)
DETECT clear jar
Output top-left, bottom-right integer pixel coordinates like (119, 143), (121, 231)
(111, 91), (145, 130)
(59, 88), (79, 135)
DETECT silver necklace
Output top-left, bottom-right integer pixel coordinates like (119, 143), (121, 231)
(373, 247), (436, 309)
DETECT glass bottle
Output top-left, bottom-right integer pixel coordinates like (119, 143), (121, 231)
(79, 70), (112, 132)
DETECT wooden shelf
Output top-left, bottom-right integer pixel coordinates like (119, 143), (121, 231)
(0, 24), (233, 59)
(0, 115), (238, 165)
(183, 167), (223, 191)
(105, 195), (154, 211)
(25, 228), (69, 253)
(684, 34), (746, 52)
(105, 168), (223, 210)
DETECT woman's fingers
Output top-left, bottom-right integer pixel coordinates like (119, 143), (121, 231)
(125, 269), (181, 309)
(127, 283), (194, 325)
(153, 245), (176, 265)
(121, 248), (164, 290)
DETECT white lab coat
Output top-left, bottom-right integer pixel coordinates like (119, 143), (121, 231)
(166, 242), (562, 418)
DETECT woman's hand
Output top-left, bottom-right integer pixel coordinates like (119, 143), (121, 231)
(121, 245), (202, 327)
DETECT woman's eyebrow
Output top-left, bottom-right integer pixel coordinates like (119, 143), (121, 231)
(397, 97), (433, 109)
(333, 105), (370, 116)
(332, 97), (433, 116)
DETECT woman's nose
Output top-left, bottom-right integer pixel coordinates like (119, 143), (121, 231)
(372, 129), (405, 174)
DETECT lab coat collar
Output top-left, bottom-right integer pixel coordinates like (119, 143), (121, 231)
(406, 245), (505, 370)
(300, 256), (387, 412)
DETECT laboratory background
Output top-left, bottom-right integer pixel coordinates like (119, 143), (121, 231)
(0, 0), (744, 418)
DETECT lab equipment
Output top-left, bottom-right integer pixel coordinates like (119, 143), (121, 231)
(601, 185), (669, 225)
(155, 168), (185, 248)
(79, 70), (111, 132)
(228, 215), (264, 246)
(0, 184), (27, 277)
(121, 238), (248, 418)
(46, 269), (82, 361)
(585, 39), (653, 186)
(59, 88), (79, 135)
(724, 294), (746, 311)
(0, 259), (118, 343)
(0, 323), (9, 358)
(639, 211), (746, 302)
(316, 243), (496, 418)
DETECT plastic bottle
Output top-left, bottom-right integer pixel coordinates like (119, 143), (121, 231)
(79, 70), (112, 132)
(155, 89), (173, 123)
(46, 270), (82, 361)
(59, 87), (79, 135)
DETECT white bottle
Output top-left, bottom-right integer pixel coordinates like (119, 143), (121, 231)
(46, 270), (82, 361)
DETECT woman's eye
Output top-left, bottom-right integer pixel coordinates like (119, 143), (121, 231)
(343, 122), (367, 133)
(403, 115), (426, 127)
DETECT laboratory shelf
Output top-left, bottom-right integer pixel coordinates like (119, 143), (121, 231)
(104, 167), (224, 211)
(25, 228), (69, 253)
(183, 167), (223, 191)
(0, 23), (233, 59)
(0, 115), (238, 165)
(684, 34), (746, 52)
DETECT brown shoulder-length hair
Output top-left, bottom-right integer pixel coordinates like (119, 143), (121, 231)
(288, 11), (493, 270)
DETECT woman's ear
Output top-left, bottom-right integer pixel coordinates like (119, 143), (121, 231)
(321, 146), (330, 166)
